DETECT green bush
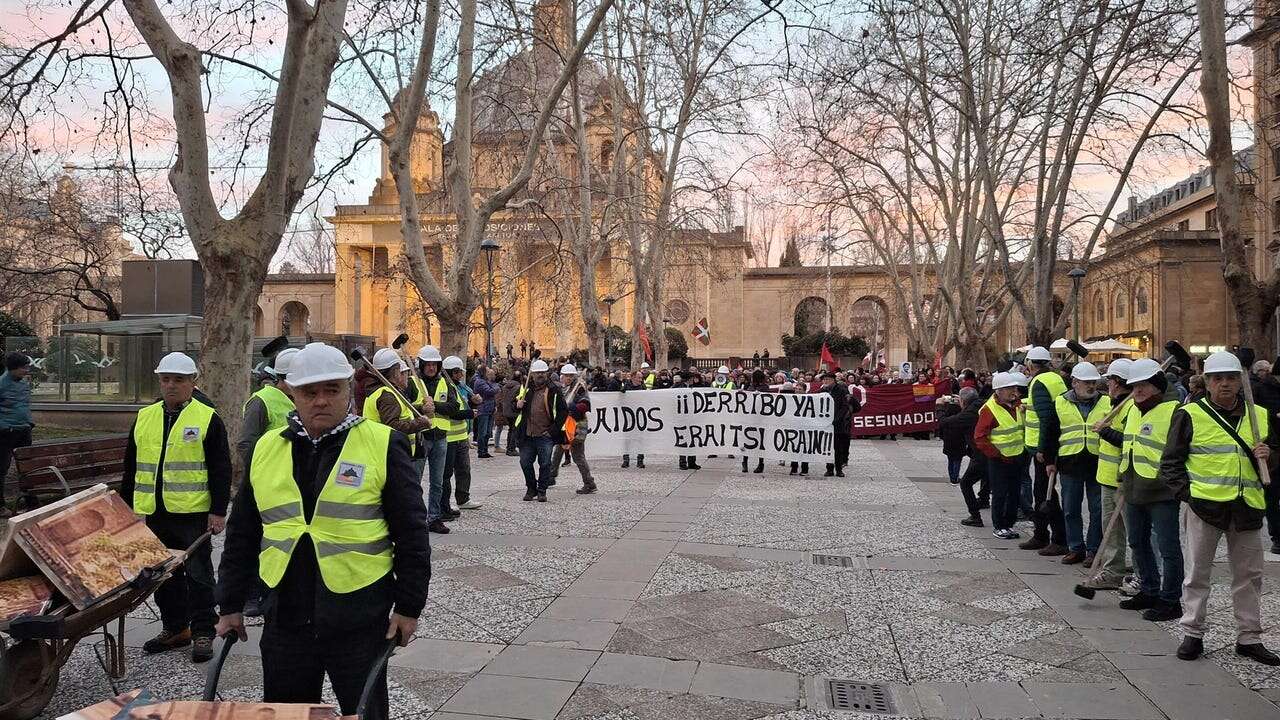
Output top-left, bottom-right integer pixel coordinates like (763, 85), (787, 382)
(664, 327), (688, 360)
(0, 312), (35, 340)
(781, 329), (868, 359)
(606, 325), (632, 361)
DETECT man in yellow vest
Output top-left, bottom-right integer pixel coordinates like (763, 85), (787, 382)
(415, 345), (464, 534)
(1022, 345), (1068, 556)
(1095, 357), (1183, 621)
(215, 342), (430, 719)
(238, 347), (298, 467)
(1161, 351), (1280, 665)
(441, 355), (482, 514)
(1082, 358), (1133, 591)
(1041, 361), (1111, 566)
(121, 352), (231, 663)
(973, 371), (1028, 539)
(362, 348), (435, 454)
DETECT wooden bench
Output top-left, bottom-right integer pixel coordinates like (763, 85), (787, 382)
(14, 436), (128, 508)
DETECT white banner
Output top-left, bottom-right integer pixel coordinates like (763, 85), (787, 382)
(584, 388), (835, 463)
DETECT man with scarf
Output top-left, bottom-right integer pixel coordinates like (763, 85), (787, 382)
(550, 363), (596, 494)
(513, 359), (568, 501)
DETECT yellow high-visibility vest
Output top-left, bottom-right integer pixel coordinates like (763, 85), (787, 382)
(244, 385), (294, 432)
(1096, 395), (1130, 487)
(132, 399), (217, 515)
(983, 396), (1024, 458)
(1118, 400), (1178, 480)
(363, 385), (416, 454)
(1054, 394), (1112, 457)
(1024, 371), (1068, 449)
(251, 419), (393, 594)
(1180, 400), (1269, 510)
(420, 375), (451, 435)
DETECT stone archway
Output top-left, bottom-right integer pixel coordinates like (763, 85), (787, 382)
(794, 296), (830, 336)
(280, 300), (310, 336)
(850, 296), (889, 350)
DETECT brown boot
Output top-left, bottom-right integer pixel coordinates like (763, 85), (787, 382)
(143, 628), (191, 654)
(1061, 551), (1085, 565)
(1037, 543), (1068, 557)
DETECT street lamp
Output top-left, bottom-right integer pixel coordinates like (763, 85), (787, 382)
(602, 294), (618, 365)
(1068, 267), (1087, 342)
(481, 237), (500, 361)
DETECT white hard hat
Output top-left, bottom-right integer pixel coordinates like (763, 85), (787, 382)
(1125, 358), (1161, 385)
(154, 352), (198, 376)
(417, 345), (443, 362)
(1203, 350), (1244, 375)
(398, 359), (410, 372)
(641, 362), (650, 369)
(1026, 346), (1052, 362)
(717, 365), (730, 374)
(992, 372), (1018, 389)
(372, 348), (402, 371)
(1070, 361), (1102, 382)
(287, 342), (354, 387)
(1104, 358), (1132, 381)
(269, 348), (299, 377)
(442, 355), (464, 371)
(560, 363), (578, 375)
(530, 359), (549, 373)
(1008, 371), (1030, 387)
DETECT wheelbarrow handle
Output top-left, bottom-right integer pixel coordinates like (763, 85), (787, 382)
(355, 636), (400, 719)
(202, 633), (239, 701)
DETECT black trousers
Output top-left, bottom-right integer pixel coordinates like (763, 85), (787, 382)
(959, 454), (988, 515)
(0, 426), (32, 503)
(1031, 456), (1066, 544)
(834, 432), (851, 469)
(262, 620), (390, 720)
(987, 454), (1027, 530)
(1265, 475), (1280, 548)
(442, 440), (472, 506)
(146, 512), (215, 636)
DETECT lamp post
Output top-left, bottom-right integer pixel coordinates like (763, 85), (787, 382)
(481, 237), (500, 361)
(1068, 267), (1087, 343)
(602, 294), (617, 366)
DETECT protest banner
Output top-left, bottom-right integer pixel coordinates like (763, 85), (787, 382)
(849, 382), (945, 437)
(585, 388), (835, 463)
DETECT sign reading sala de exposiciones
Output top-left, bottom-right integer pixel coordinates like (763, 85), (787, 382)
(584, 388), (835, 463)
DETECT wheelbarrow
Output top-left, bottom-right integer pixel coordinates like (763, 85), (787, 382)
(202, 632), (398, 719)
(0, 533), (210, 720)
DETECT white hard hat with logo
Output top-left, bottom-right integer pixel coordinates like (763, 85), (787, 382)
(269, 348), (299, 377)
(530, 359), (549, 373)
(155, 352), (198, 376)
(287, 342), (354, 386)
(1070, 361), (1102, 381)
(640, 362), (651, 369)
(417, 345), (443, 362)
(1026, 346), (1052, 362)
(1203, 350), (1244, 375)
(992, 372), (1018, 390)
(1125, 358), (1162, 385)
(372, 348), (402, 371)
(1104, 358), (1132, 381)
(717, 365), (730, 374)
(442, 355), (464, 371)
(560, 363), (578, 375)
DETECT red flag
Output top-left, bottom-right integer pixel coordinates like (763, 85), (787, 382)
(818, 342), (836, 370)
(638, 324), (653, 361)
(691, 318), (711, 346)
(933, 351), (943, 372)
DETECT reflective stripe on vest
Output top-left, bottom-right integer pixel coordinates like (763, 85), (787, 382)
(447, 382), (470, 443)
(1095, 395), (1130, 487)
(983, 396), (1024, 457)
(362, 385), (416, 454)
(1054, 393), (1112, 457)
(132, 399), (216, 515)
(245, 385), (294, 431)
(1118, 400), (1178, 480)
(1024, 371), (1067, 449)
(1180, 401), (1269, 510)
(251, 419), (393, 594)
(419, 375), (451, 434)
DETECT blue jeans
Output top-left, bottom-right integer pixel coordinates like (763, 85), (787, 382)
(1125, 498), (1183, 604)
(1059, 469), (1101, 554)
(475, 413), (493, 455)
(424, 436), (448, 522)
(947, 456), (963, 483)
(519, 436), (555, 492)
(1020, 472), (1034, 516)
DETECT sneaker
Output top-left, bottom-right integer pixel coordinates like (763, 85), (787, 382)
(1177, 636), (1203, 661)
(458, 500), (483, 509)
(1004, 529), (1021, 539)
(1142, 602), (1182, 622)
(961, 515), (984, 527)
(191, 635), (214, 663)
(576, 485), (597, 494)
(1019, 537), (1048, 551)
(993, 528), (1016, 539)
(1061, 551), (1085, 565)
(1036, 543), (1067, 557)
(537, 493), (547, 502)
(429, 520), (451, 533)
(835, 469), (845, 477)
(1082, 571), (1124, 590)
(523, 491), (536, 501)
(143, 628), (192, 654)
(753, 461), (764, 474)
(1118, 593), (1158, 611)
(1236, 643), (1280, 666)
(477, 453), (493, 459)
(1120, 575), (1142, 597)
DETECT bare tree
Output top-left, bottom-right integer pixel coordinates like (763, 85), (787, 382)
(280, 218), (336, 274)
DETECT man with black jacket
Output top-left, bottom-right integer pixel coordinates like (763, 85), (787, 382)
(215, 343), (430, 720)
(551, 364), (596, 493)
(513, 359), (568, 501)
(1250, 360), (1280, 555)
(819, 373), (851, 476)
(940, 387), (986, 525)
(121, 352), (231, 663)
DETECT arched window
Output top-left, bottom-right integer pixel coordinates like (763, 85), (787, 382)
(1094, 292), (1105, 323)
(280, 301), (311, 336)
(1114, 291), (1127, 320)
(1135, 286), (1149, 316)
(794, 297), (830, 336)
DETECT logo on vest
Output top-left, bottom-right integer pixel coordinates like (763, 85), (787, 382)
(336, 461), (366, 488)
(182, 426), (200, 443)
(1140, 423), (1153, 436)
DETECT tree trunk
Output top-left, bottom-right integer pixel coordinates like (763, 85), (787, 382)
(435, 304), (471, 358)
(954, 337), (988, 373)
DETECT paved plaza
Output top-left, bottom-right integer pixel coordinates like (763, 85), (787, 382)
(41, 440), (1280, 719)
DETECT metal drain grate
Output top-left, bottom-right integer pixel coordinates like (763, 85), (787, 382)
(812, 554), (855, 567)
(827, 680), (895, 713)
